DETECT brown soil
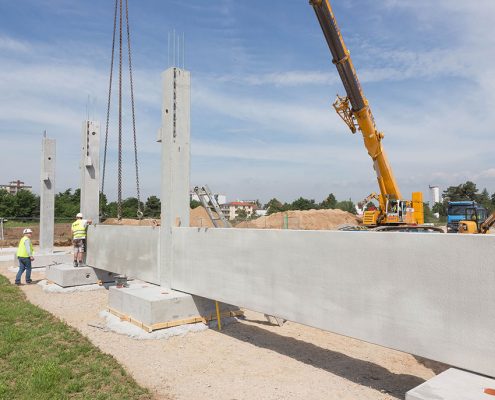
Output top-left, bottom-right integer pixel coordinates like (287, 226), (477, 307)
(236, 209), (362, 230)
(189, 206), (217, 228)
(99, 207), (217, 228)
(0, 223), (72, 247)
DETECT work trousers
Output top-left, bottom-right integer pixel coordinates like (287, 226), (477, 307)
(15, 257), (32, 284)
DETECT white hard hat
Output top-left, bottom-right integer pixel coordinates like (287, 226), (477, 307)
(23, 228), (33, 234)
(76, 213), (83, 218)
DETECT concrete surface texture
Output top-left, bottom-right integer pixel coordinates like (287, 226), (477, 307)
(406, 368), (495, 400)
(80, 120), (100, 223)
(158, 67), (191, 289)
(28, 251), (73, 268)
(39, 136), (55, 252)
(45, 263), (116, 287)
(86, 225), (159, 283)
(171, 227), (495, 378)
(109, 282), (238, 326)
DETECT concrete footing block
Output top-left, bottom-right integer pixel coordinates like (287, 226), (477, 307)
(406, 368), (495, 400)
(45, 263), (116, 287)
(108, 283), (241, 330)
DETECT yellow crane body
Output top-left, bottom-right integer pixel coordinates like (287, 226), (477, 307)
(310, 0), (424, 226)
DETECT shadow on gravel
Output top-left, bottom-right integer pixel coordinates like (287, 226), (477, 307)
(413, 355), (450, 375)
(221, 321), (427, 399)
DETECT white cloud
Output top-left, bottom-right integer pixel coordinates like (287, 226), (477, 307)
(0, 35), (31, 53)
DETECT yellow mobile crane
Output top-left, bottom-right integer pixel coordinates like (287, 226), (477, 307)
(310, 0), (424, 226)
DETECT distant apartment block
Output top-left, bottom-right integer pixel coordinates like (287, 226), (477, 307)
(221, 201), (258, 220)
(0, 180), (33, 194)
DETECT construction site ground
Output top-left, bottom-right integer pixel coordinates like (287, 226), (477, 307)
(0, 253), (448, 400)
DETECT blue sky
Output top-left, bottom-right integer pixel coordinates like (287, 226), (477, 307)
(1, 0), (495, 205)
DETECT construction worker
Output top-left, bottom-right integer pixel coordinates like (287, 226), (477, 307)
(71, 213), (92, 267)
(15, 228), (34, 285)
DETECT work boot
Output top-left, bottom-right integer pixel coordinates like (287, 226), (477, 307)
(73, 260), (78, 268)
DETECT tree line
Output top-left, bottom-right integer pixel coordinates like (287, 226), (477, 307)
(432, 181), (495, 216)
(264, 194), (356, 215)
(0, 188), (162, 220)
(1, 180), (494, 221)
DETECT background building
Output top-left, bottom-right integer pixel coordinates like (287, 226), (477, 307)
(0, 180), (33, 194)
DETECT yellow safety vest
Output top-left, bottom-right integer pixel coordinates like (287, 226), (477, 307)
(72, 220), (87, 239)
(17, 236), (33, 258)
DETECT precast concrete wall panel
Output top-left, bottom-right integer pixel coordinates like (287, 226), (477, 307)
(171, 227), (495, 378)
(86, 225), (160, 284)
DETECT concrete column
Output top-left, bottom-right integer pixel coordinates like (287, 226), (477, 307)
(80, 121), (100, 223)
(39, 136), (56, 253)
(158, 67), (191, 288)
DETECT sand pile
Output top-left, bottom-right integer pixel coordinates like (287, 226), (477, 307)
(236, 209), (361, 230)
(189, 206), (217, 228)
(102, 207), (218, 228)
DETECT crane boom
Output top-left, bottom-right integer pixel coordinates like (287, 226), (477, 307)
(310, 0), (402, 207)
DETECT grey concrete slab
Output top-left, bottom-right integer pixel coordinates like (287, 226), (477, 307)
(406, 368), (495, 400)
(80, 120), (100, 223)
(158, 67), (191, 289)
(30, 251), (73, 268)
(108, 283), (238, 326)
(39, 137), (55, 253)
(45, 263), (116, 287)
(86, 225), (159, 283)
(10, 250), (72, 268)
(171, 227), (495, 378)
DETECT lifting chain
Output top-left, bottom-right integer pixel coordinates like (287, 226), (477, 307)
(101, 0), (142, 220)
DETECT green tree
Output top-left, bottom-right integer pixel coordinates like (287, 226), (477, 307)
(144, 195), (161, 218)
(477, 188), (492, 212)
(12, 190), (39, 219)
(265, 198), (288, 215)
(432, 202), (446, 217)
(320, 193), (337, 209)
(236, 208), (248, 220)
(190, 199), (201, 209)
(335, 200), (357, 215)
(291, 197), (318, 211)
(442, 181), (479, 202)
(423, 202), (437, 223)
(0, 189), (15, 217)
(121, 197), (145, 218)
(55, 188), (80, 219)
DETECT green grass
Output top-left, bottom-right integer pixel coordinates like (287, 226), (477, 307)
(0, 275), (153, 400)
(2, 220), (40, 228)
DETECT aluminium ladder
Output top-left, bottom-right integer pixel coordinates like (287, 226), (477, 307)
(193, 185), (231, 228)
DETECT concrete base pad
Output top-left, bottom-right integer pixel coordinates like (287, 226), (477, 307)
(108, 283), (241, 329)
(45, 263), (116, 287)
(406, 368), (495, 400)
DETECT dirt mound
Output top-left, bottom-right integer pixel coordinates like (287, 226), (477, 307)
(189, 206), (216, 228)
(236, 209), (361, 230)
(101, 207), (218, 228)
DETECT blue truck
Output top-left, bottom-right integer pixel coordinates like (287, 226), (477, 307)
(447, 201), (488, 233)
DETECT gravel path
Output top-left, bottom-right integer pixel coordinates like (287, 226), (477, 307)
(1, 260), (447, 400)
